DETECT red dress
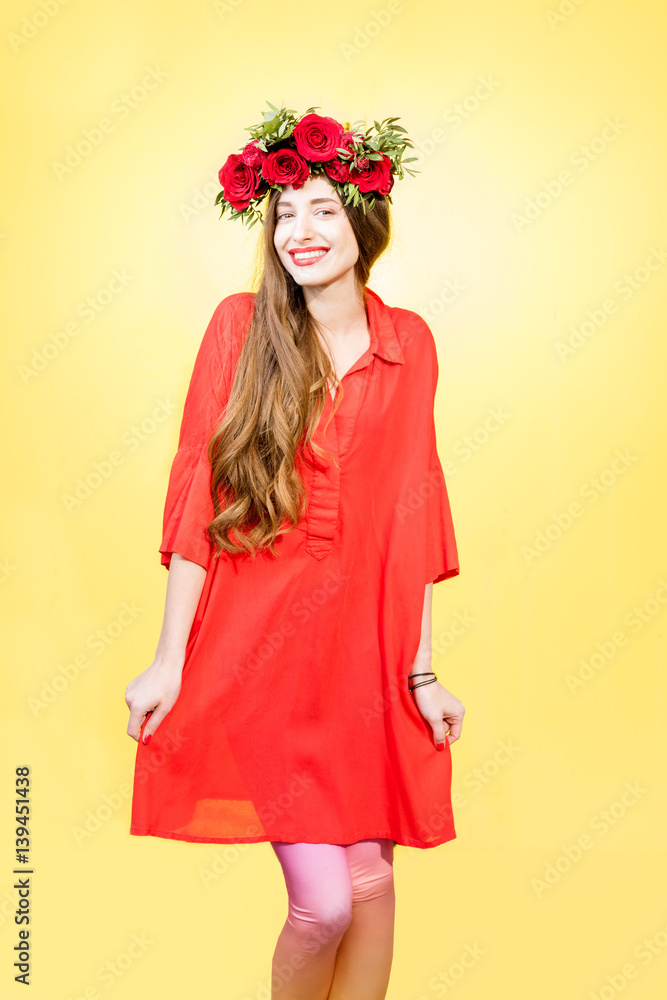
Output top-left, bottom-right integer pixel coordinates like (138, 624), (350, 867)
(129, 287), (460, 848)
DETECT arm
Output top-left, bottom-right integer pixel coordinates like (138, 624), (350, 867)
(409, 581), (465, 750)
(412, 582), (434, 668)
(125, 297), (249, 741)
(125, 553), (206, 743)
(155, 553), (207, 663)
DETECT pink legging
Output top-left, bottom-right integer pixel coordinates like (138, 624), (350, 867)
(269, 838), (396, 1000)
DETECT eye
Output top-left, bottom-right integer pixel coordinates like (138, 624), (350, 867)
(276, 211), (293, 222)
(316, 209), (334, 216)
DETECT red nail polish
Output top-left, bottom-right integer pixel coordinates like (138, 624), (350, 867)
(143, 733), (152, 745)
(436, 742), (445, 751)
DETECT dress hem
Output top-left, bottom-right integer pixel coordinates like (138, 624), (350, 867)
(129, 825), (456, 850)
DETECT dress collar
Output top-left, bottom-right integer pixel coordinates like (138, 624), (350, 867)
(364, 287), (405, 365)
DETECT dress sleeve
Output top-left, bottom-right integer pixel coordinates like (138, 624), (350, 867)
(422, 321), (460, 586)
(424, 432), (460, 585)
(159, 295), (248, 572)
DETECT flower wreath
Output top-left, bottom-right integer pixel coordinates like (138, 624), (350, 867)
(214, 101), (419, 229)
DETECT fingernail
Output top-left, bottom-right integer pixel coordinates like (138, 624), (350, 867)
(436, 742), (445, 751)
(143, 733), (152, 744)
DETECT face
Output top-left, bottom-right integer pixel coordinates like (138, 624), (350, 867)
(273, 174), (359, 290)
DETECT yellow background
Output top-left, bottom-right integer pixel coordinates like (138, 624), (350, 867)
(2, 0), (666, 997)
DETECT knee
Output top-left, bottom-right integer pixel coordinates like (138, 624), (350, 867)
(287, 893), (353, 948)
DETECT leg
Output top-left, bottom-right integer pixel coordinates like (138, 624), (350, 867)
(269, 841), (353, 1000)
(327, 838), (396, 1000)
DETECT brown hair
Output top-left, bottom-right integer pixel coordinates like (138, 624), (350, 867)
(206, 184), (391, 561)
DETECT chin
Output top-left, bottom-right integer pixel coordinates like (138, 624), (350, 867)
(287, 266), (332, 285)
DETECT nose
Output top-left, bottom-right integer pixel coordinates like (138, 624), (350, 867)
(291, 209), (316, 244)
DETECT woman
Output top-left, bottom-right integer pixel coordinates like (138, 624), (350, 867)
(125, 106), (465, 999)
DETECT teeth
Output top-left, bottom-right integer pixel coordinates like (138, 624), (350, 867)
(293, 249), (327, 260)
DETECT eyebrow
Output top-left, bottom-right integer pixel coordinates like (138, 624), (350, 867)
(276, 196), (339, 209)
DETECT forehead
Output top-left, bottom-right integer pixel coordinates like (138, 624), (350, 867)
(276, 195), (341, 210)
(276, 176), (342, 209)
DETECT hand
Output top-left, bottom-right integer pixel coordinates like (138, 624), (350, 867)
(125, 656), (184, 744)
(411, 676), (465, 750)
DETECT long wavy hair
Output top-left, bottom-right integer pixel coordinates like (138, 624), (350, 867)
(205, 185), (391, 561)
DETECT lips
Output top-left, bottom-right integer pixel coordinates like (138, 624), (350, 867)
(288, 246), (330, 267)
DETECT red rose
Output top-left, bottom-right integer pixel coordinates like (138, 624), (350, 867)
(218, 153), (263, 212)
(261, 148), (310, 189)
(349, 154), (394, 196)
(241, 140), (268, 168)
(339, 130), (363, 158)
(293, 113), (345, 162)
(324, 159), (350, 184)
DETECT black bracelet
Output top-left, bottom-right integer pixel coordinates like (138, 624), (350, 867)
(409, 676), (437, 691)
(408, 671), (438, 692)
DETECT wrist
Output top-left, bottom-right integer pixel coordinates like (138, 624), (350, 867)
(153, 648), (186, 673)
(411, 650), (433, 671)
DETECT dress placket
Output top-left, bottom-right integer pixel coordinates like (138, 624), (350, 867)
(304, 346), (377, 561)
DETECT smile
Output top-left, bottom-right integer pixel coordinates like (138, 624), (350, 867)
(288, 247), (330, 266)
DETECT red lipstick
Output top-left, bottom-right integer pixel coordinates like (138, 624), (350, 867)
(288, 246), (331, 267)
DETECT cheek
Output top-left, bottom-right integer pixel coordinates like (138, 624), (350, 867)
(341, 231), (359, 263)
(332, 221), (358, 260)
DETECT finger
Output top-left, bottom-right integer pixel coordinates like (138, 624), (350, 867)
(127, 707), (152, 742)
(445, 716), (463, 743)
(142, 707), (169, 744)
(431, 720), (448, 750)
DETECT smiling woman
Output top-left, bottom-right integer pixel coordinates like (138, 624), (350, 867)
(276, 184), (360, 275)
(125, 104), (464, 1000)
(271, 177), (386, 389)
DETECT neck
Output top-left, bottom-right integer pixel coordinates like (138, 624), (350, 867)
(302, 269), (367, 336)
